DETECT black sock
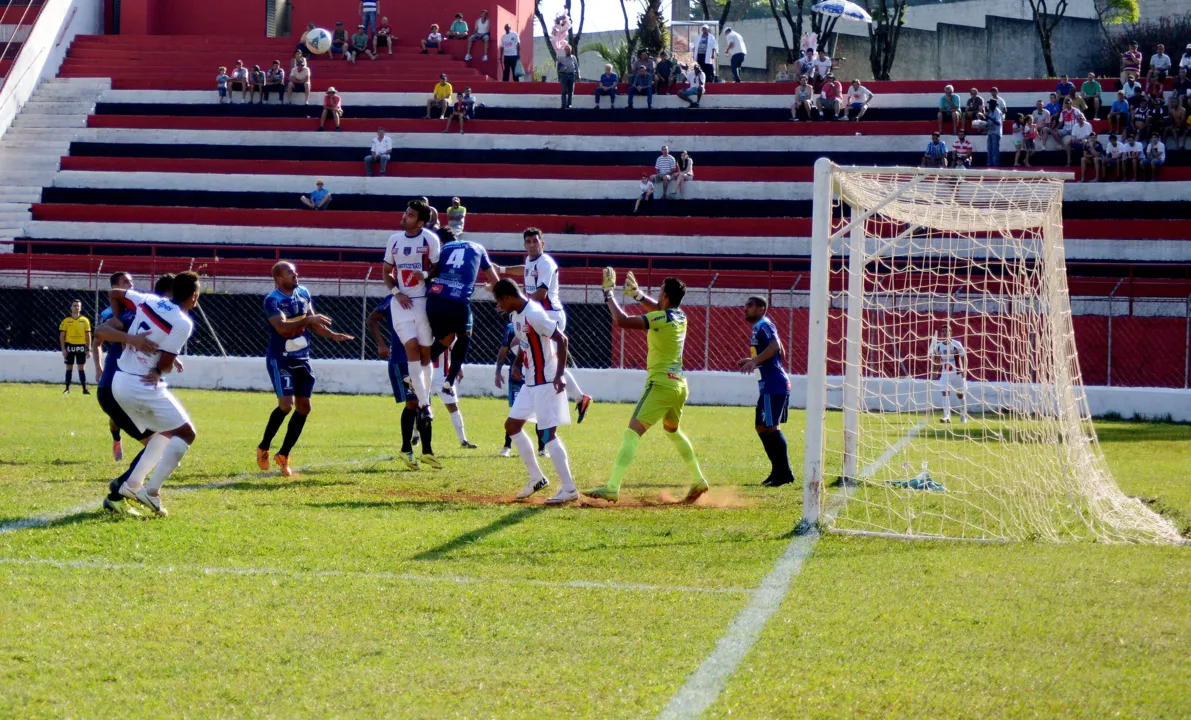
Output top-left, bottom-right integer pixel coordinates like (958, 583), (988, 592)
(760, 430), (793, 478)
(258, 407), (288, 451)
(401, 407), (415, 453)
(503, 432), (512, 449)
(446, 335), (470, 386)
(417, 414), (433, 455)
(278, 411), (308, 456)
(110, 427), (121, 442)
(78, 369), (87, 389)
(64, 369), (71, 388)
(429, 340), (447, 363)
(536, 427), (546, 452)
(109, 446), (145, 500)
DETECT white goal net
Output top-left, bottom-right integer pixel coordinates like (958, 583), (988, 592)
(801, 160), (1182, 544)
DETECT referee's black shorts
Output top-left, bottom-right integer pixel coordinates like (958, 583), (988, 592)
(97, 385), (153, 441)
(63, 344), (87, 365)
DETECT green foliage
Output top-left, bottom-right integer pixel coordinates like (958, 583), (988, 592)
(581, 40), (634, 77)
(1096, 0), (1140, 25)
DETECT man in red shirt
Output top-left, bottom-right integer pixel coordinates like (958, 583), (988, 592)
(816, 74), (843, 120)
(949, 129), (974, 168)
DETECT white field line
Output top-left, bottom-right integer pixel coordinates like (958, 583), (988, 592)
(657, 419), (927, 720)
(0, 556), (751, 596)
(0, 455), (395, 534)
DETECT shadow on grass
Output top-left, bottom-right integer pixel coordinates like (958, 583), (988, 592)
(174, 479), (355, 492)
(413, 506), (544, 561)
(0, 509), (119, 532)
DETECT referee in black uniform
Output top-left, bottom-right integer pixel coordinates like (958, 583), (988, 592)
(59, 299), (92, 394)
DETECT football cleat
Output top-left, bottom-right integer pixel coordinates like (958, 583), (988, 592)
(421, 454), (443, 469)
(576, 395), (593, 424)
(499, 447), (511, 458)
(255, 447), (270, 471)
(940, 417), (952, 424)
(683, 479), (710, 504)
(538, 447), (550, 459)
(400, 451), (420, 469)
(960, 416), (969, 424)
(419, 405), (434, 422)
(441, 381), (453, 395)
(62, 388), (70, 394)
(516, 477), (550, 499)
(460, 440), (478, 449)
(583, 485), (620, 503)
(545, 488), (579, 505)
(82, 388), (91, 395)
(762, 474), (796, 488)
(274, 453), (293, 477)
(121, 485), (168, 516)
(103, 497), (141, 516)
(112, 441), (123, 462)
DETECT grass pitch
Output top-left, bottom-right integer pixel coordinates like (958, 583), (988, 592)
(0, 382), (1188, 718)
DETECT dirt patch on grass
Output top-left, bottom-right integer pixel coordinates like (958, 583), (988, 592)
(378, 486), (754, 509)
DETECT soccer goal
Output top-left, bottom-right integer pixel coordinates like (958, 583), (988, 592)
(800, 159), (1182, 544)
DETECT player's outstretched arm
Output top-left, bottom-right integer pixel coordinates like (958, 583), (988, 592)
(310, 318), (355, 343)
(603, 267), (648, 330)
(495, 262), (525, 276)
(95, 316), (158, 353)
(623, 271), (660, 311)
(366, 310), (389, 358)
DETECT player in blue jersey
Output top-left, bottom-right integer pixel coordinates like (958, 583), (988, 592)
(367, 296), (438, 468)
(255, 262), (354, 477)
(425, 227), (500, 393)
(93, 271), (145, 461)
(494, 320), (547, 458)
(738, 296), (795, 487)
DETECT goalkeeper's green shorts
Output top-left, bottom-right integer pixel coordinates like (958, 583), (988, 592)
(631, 377), (688, 427)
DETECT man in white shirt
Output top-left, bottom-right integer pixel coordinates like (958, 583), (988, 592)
(364, 126), (391, 176)
(812, 52), (834, 85)
(844, 79), (873, 121)
(1142, 132), (1166, 180)
(383, 199), (442, 420)
(723, 26), (747, 83)
(1148, 43), (1172, 84)
(1065, 113), (1094, 166)
(677, 64), (704, 108)
(695, 24), (717, 83)
(1032, 100), (1053, 149)
(1102, 133), (1124, 181)
(928, 326), (968, 424)
(1180, 43), (1191, 72)
(796, 47), (816, 83)
(499, 24), (520, 82)
(464, 9), (490, 62)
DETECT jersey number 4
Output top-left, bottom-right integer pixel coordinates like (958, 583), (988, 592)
(444, 248), (466, 268)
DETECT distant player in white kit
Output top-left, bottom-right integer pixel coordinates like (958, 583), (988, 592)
(494, 227), (594, 422)
(492, 278), (579, 505)
(928, 324), (968, 424)
(104, 271), (201, 516)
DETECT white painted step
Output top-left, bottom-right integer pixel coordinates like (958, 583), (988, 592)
(21, 101), (98, 114)
(0, 212), (31, 225)
(13, 115), (89, 129)
(0, 203), (32, 213)
(0, 171), (54, 185)
(0, 189), (41, 203)
(2, 127), (82, 141)
(43, 78), (111, 88)
(0, 140), (72, 152)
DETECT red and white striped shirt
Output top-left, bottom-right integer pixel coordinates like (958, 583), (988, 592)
(953, 138), (973, 158)
(511, 299), (559, 387)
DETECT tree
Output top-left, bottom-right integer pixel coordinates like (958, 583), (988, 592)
(1093, 0), (1139, 55)
(767, 0), (837, 64)
(637, 0), (667, 56)
(697, 0), (734, 31)
(534, 0), (587, 63)
(582, 40), (634, 78)
(867, 0), (907, 81)
(1026, 0), (1070, 77)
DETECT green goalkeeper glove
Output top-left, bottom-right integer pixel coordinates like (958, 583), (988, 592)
(602, 267), (617, 298)
(623, 271), (644, 301)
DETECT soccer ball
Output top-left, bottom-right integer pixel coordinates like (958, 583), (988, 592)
(305, 28), (333, 54)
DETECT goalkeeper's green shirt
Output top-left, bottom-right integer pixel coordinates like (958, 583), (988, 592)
(642, 308), (687, 386)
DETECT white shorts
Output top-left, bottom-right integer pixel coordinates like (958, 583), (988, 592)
(543, 308), (567, 332)
(508, 383), (571, 429)
(111, 371), (192, 433)
(936, 371), (968, 393)
(391, 295), (432, 346)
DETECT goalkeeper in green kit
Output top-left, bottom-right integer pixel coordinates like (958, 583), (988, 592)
(584, 268), (710, 503)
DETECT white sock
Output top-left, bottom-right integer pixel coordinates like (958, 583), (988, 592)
(958, 394), (967, 420)
(125, 434), (169, 490)
(942, 392), (951, 419)
(450, 410), (467, 443)
(563, 369), (584, 399)
(147, 436), (190, 492)
(546, 437), (575, 492)
(511, 431), (545, 482)
(422, 361), (435, 398)
(409, 361), (430, 407)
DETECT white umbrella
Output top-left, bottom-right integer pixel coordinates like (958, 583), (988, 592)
(811, 0), (873, 23)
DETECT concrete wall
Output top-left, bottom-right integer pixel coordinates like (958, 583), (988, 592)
(1139, 0), (1191, 23)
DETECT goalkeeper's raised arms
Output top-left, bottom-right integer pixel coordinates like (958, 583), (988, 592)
(623, 271), (644, 301)
(601, 267), (617, 295)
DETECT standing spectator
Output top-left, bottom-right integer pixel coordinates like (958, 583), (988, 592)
(950, 129), (974, 168)
(677, 63), (704, 108)
(791, 74), (815, 121)
(938, 85), (960, 135)
(319, 88), (343, 131)
(844, 79), (872, 121)
(652, 145), (678, 198)
(426, 73), (453, 118)
(331, 21), (349, 58)
(986, 102), (1004, 166)
(301, 180), (332, 210)
(500, 24), (521, 82)
(595, 64), (618, 108)
(1121, 74), (1143, 107)
(263, 60), (285, 104)
(229, 60), (249, 103)
(964, 88), (985, 131)
(1143, 132), (1166, 180)
(348, 25), (376, 62)
(1108, 90), (1130, 134)
(443, 92), (468, 134)
(447, 13), (469, 39)
(1064, 113), (1093, 167)
(1181, 43), (1191, 74)
(288, 57), (311, 105)
(655, 51), (678, 95)
(921, 132), (948, 167)
(447, 198), (466, 235)
(1079, 132), (1105, 182)
(1166, 96), (1187, 149)
(1174, 67), (1191, 107)
(817, 74), (843, 120)
(1148, 44), (1172, 84)
(464, 9), (490, 62)
(556, 45), (578, 109)
(673, 150), (695, 199)
(59, 299), (92, 394)
(365, 127), (391, 176)
(1032, 99), (1052, 149)
(1010, 115), (1025, 164)
(723, 26), (747, 83)
(797, 47), (816, 85)
(248, 65), (266, 104)
(695, 24), (718, 82)
(374, 17), (394, 54)
(1102, 133), (1124, 181)
(216, 66), (229, 104)
(421, 24), (444, 54)
(627, 64), (654, 110)
(812, 51), (834, 86)
(1081, 73), (1103, 119)
(1121, 41), (1142, 85)
(634, 175), (654, 213)
(1019, 114), (1038, 167)
(360, 0), (378, 37)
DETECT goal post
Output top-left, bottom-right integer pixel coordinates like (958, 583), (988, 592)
(800, 158), (1183, 544)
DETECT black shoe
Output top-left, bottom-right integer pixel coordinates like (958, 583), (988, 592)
(762, 474), (796, 488)
(82, 388), (90, 395)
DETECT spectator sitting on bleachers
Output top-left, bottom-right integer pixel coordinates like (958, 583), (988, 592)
(557, 45), (578, 109)
(1143, 132), (1166, 180)
(1148, 44), (1171, 84)
(674, 150), (694, 199)
(447, 198), (466, 234)
(964, 88), (985, 131)
(1180, 43), (1191, 74)
(1174, 67), (1191, 107)
(264, 61), (285, 104)
(817, 74), (843, 120)
(634, 175), (654, 213)
(288, 57), (311, 104)
(950, 129), (973, 168)
(297, 23), (317, 57)
(677, 63), (704, 108)
(1044, 92), (1062, 127)
(813, 50), (834, 88)
(1124, 132), (1143, 181)
(443, 92), (467, 134)
(1146, 93), (1169, 135)
(938, 85), (960, 135)
(844, 79), (872, 121)
(1055, 74), (1076, 103)
(464, 9), (490, 62)
(229, 60), (249, 103)
(332, 22), (349, 58)
(348, 24), (376, 62)
(595, 64), (618, 108)
(1079, 132), (1105, 182)
(1130, 96), (1150, 135)
(655, 51), (677, 94)
(422, 24), (444, 54)
(1121, 42), (1142, 85)
(447, 13), (469, 39)
(1065, 113), (1093, 167)
(1102, 133), (1123, 180)
(249, 64), (265, 104)
(1167, 97), (1186, 149)
(319, 88), (343, 131)
(216, 66), (229, 104)
(633, 50), (655, 77)
(375, 17), (394, 54)
(988, 86), (1007, 116)
(426, 73), (452, 118)
(1032, 100), (1052, 148)
(1121, 74), (1143, 107)
(301, 179), (331, 210)
(1107, 90), (1130, 134)
(652, 145), (678, 198)
(922, 132), (948, 168)
(1056, 98), (1079, 142)
(365, 127), (390, 176)
(1081, 73), (1103, 119)
(791, 75), (815, 121)
(627, 64), (654, 110)
(460, 86), (477, 118)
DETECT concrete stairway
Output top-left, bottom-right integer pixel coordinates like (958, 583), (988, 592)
(0, 77), (110, 242)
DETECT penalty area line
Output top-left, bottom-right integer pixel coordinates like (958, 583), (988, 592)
(657, 418), (928, 720)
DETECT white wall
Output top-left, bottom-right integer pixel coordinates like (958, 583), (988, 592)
(0, 0), (103, 141)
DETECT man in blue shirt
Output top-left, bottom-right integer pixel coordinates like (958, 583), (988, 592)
(368, 295), (436, 468)
(738, 296), (794, 487)
(300, 179), (331, 210)
(94, 271), (158, 462)
(921, 132), (948, 167)
(256, 261), (354, 477)
(595, 64), (618, 108)
(425, 227), (500, 392)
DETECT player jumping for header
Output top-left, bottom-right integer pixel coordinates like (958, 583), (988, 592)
(738, 295), (795, 487)
(928, 324), (968, 424)
(425, 227), (500, 396)
(585, 270), (709, 503)
(256, 262), (355, 476)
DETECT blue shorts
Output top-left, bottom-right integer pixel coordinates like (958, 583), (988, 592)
(851, 102), (864, 111)
(387, 360), (411, 404)
(508, 378), (523, 408)
(426, 295), (473, 340)
(756, 392), (790, 427)
(218, 87), (227, 97)
(267, 356), (316, 398)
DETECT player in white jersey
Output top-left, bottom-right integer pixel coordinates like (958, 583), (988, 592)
(431, 338), (477, 448)
(383, 199), (442, 429)
(928, 324), (968, 424)
(492, 278), (578, 505)
(103, 271), (202, 516)
(494, 227), (594, 422)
